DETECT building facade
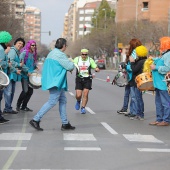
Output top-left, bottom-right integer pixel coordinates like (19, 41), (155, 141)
(24, 6), (41, 44)
(116, 0), (170, 22)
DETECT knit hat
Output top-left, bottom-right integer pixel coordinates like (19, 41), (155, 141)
(0, 31), (12, 43)
(159, 37), (170, 52)
(136, 45), (148, 57)
(81, 49), (88, 53)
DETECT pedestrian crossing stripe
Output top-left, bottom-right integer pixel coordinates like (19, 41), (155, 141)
(123, 134), (163, 143)
(63, 133), (96, 141)
(0, 133), (32, 140)
(64, 147), (101, 151)
(138, 148), (170, 152)
(0, 147), (27, 150)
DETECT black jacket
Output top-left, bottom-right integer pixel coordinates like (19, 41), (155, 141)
(129, 57), (147, 87)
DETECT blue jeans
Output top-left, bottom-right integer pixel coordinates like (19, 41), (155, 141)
(33, 87), (68, 124)
(123, 84), (133, 113)
(155, 89), (170, 123)
(130, 86), (144, 117)
(0, 90), (3, 117)
(3, 80), (16, 112)
(135, 87), (144, 117)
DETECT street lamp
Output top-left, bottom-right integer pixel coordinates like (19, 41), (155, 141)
(92, 16), (97, 30)
(102, 8), (106, 29)
(135, 0), (139, 28)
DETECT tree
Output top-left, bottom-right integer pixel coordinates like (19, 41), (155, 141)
(0, 0), (25, 43)
(91, 0), (115, 30)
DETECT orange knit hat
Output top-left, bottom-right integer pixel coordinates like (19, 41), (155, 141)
(159, 37), (170, 52)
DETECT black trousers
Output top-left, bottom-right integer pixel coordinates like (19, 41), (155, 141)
(17, 78), (33, 109)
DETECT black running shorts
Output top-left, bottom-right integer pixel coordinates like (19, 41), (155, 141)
(75, 77), (92, 90)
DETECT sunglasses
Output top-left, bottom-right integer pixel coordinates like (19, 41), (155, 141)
(31, 45), (36, 47)
(82, 54), (87, 56)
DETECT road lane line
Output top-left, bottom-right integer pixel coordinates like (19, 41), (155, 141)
(138, 148), (170, 152)
(64, 147), (101, 151)
(2, 113), (28, 170)
(63, 133), (96, 141)
(0, 147), (27, 151)
(101, 122), (118, 135)
(69, 92), (75, 97)
(86, 107), (96, 114)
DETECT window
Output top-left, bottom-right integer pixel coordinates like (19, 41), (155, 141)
(79, 10), (84, 14)
(143, 2), (148, 9)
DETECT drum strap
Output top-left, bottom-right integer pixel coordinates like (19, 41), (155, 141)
(11, 47), (20, 58)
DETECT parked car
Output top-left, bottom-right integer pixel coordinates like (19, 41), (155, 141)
(96, 59), (106, 69)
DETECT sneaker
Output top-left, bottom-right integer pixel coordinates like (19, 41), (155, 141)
(81, 107), (86, 114)
(61, 122), (75, 131)
(75, 101), (80, 110)
(128, 113), (136, 118)
(16, 105), (20, 112)
(0, 117), (10, 124)
(29, 119), (43, 131)
(138, 116), (144, 121)
(117, 108), (127, 114)
(3, 110), (18, 115)
(21, 107), (33, 112)
(130, 115), (144, 120)
(124, 112), (131, 116)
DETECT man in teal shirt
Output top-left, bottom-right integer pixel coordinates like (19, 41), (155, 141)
(30, 38), (75, 131)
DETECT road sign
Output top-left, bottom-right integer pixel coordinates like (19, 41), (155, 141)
(118, 43), (123, 48)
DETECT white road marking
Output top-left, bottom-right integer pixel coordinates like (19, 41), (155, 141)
(69, 92), (75, 97)
(63, 133), (96, 141)
(64, 147), (101, 151)
(101, 122), (118, 135)
(0, 147), (27, 151)
(138, 148), (170, 152)
(2, 114), (29, 170)
(0, 133), (32, 140)
(86, 107), (96, 114)
(123, 134), (163, 143)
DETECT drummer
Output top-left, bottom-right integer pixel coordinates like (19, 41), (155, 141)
(16, 40), (38, 112)
(0, 31), (12, 124)
(3, 37), (25, 115)
(150, 37), (170, 126)
(129, 45), (148, 120)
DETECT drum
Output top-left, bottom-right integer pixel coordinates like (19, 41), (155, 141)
(29, 73), (42, 89)
(164, 72), (170, 95)
(0, 70), (10, 90)
(135, 72), (154, 91)
(113, 71), (128, 87)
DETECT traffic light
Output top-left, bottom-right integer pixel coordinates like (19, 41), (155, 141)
(49, 31), (51, 36)
(84, 25), (86, 32)
(118, 48), (122, 56)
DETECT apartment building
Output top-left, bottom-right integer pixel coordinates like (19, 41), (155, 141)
(24, 6), (41, 45)
(116, 0), (170, 22)
(64, 0), (116, 41)
(62, 13), (69, 39)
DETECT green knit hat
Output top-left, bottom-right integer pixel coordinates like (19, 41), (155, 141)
(0, 31), (12, 43)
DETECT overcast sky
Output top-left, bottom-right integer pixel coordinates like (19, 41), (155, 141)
(24, 0), (73, 45)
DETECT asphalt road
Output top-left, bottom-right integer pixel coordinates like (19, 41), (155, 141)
(0, 69), (170, 170)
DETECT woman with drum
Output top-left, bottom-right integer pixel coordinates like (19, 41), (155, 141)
(3, 38), (25, 115)
(129, 45), (148, 120)
(149, 37), (170, 126)
(118, 39), (142, 118)
(0, 31), (12, 124)
(16, 40), (38, 112)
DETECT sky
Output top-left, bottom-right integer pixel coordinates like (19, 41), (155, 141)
(24, 0), (73, 45)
